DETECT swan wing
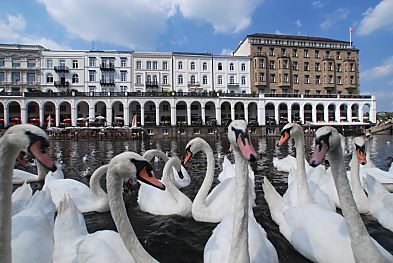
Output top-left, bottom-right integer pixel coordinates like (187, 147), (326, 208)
(11, 182), (33, 216)
(262, 177), (285, 225)
(12, 169), (39, 184)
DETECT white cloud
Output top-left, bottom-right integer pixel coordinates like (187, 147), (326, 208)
(312, 0), (324, 8)
(220, 48), (232, 55)
(362, 56), (393, 80)
(170, 34), (188, 46)
(358, 0), (393, 35)
(274, 30), (284, 35)
(37, 0), (263, 50)
(0, 13), (69, 50)
(320, 8), (350, 30)
(295, 19), (302, 28)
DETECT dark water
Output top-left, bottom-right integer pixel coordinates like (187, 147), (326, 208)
(30, 134), (393, 262)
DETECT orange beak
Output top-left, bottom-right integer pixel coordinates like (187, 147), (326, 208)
(183, 150), (193, 166)
(16, 152), (28, 168)
(29, 140), (56, 172)
(357, 149), (367, 165)
(137, 167), (165, 190)
(278, 132), (290, 146)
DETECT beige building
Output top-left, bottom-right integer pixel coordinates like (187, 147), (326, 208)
(234, 33), (359, 96)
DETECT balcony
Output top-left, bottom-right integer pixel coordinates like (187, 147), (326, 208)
(100, 63), (115, 71)
(54, 81), (70, 87)
(187, 81), (200, 87)
(54, 66), (69, 72)
(255, 51), (267, 56)
(227, 83), (239, 88)
(100, 79), (115, 86)
(323, 55), (334, 61)
(146, 81), (159, 87)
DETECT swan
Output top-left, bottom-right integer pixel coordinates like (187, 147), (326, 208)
(276, 123), (335, 212)
(308, 126), (393, 262)
(364, 174), (393, 232)
(204, 120), (278, 263)
(217, 154), (255, 183)
(11, 182), (33, 216)
(44, 163), (110, 213)
(142, 149), (191, 189)
(12, 155), (49, 184)
(317, 136), (370, 213)
(0, 124), (57, 263)
(183, 137), (256, 223)
(54, 152), (165, 263)
(138, 151), (192, 216)
(262, 126), (393, 263)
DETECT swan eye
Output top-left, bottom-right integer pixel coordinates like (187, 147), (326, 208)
(315, 132), (332, 150)
(355, 144), (365, 153)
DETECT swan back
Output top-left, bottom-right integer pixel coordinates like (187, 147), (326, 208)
(11, 182), (33, 216)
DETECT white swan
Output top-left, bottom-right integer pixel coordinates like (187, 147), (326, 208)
(204, 120), (278, 263)
(138, 150), (192, 216)
(217, 154), (255, 183)
(0, 124), (57, 263)
(276, 123), (335, 212)
(11, 182), (33, 216)
(12, 156), (48, 184)
(263, 126), (393, 263)
(142, 149), (191, 189)
(54, 152), (165, 263)
(183, 137), (256, 223)
(364, 174), (393, 232)
(44, 163), (110, 213)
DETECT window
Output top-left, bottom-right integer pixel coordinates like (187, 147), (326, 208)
(350, 63), (355, 72)
(46, 73), (53, 83)
(336, 52), (341, 60)
(304, 49), (309, 58)
(178, 61), (183, 70)
(89, 57), (96, 67)
(328, 75), (333, 84)
(294, 90), (299, 95)
(163, 61), (168, 70)
(27, 60), (36, 68)
(72, 60), (78, 69)
(229, 76), (235, 84)
(315, 50), (320, 58)
(27, 73), (35, 83)
(269, 48), (275, 56)
(315, 75), (321, 84)
(190, 75), (196, 84)
(315, 62), (320, 71)
(337, 64), (342, 72)
(60, 60), (65, 67)
(347, 52), (352, 59)
(350, 76), (354, 84)
(283, 74), (289, 83)
(293, 74), (299, 84)
(147, 61), (152, 70)
(304, 62), (309, 71)
(218, 63), (222, 71)
(281, 48), (286, 55)
(259, 73), (265, 82)
(269, 74), (275, 83)
(305, 90), (310, 95)
(203, 62), (207, 71)
(163, 75), (168, 85)
(72, 74), (79, 84)
(203, 75), (208, 85)
(136, 61), (142, 70)
(121, 71), (127, 82)
(120, 86), (127, 92)
(304, 75), (310, 84)
(0, 72), (4, 82)
(241, 63), (246, 71)
(229, 63), (234, 71)
(292, 61), (298, 70)
(337, 76), (342, 84)
(153, 61), (158, 70)
(121, 58), (127, 67)
(89, 71), (95, 82)
(283, 60), (289, 69)
(269, 61), (275, 70)
(328, 62), (333, 71)
(325, 51), (330, 58)
(12, 72), (20, 83)
(136, 75), (142, 85)
(218, 75), (223, 85)
(190, 62), (195, 70)
(316, 90), (321, 95)
(89, 86), (95, 92)
(0, 57), (4, 67)
(292, 49), (298, 58)
(178, 74), (183, 84)
(241, 76), (246, 85)
(259, 59), (265, 68)
(12, 59), (20, 68)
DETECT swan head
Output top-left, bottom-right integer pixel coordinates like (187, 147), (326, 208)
(3, 124), (56, 171)
(227, 120), (257, 162)
(309, 126), (341, 167)
(183, 137), (209, 165)
(352, 136), (367, 165)
(278, 123), (303, 145)
(108, 152), (165, 190)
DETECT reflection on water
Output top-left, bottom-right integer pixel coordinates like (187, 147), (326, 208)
(43, 134), (393, 262)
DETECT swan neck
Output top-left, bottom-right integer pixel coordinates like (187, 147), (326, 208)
(328, 146), (386, 262)
(350, 150), (362, 196)
(161, 159), (183, 202)
(106, 168), (158, 263)
(366, 137), (372, 163)
(36, 161), (47, 180)
(89, 164), (109, 200)
(294, 134), (312, 204)
(0, 137), (18, 263)
(229, 149), (250, 263)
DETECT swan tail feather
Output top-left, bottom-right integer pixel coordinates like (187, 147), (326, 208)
(27, 188), (56, 224)
(55, 197), (88, 240)
(262, 177), (285, 225)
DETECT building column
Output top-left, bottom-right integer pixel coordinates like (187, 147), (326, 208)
(20, 107), (27, 124)
(358, 107), (364, 122)
(106, 106), (112, 126)
(89, 107), (95, 121)
(216, 106), (221, 125)
(155, 106), (160, 126)
(288, 108), (292, 123)
(201, 106), (206, 125)
(258, 104), (265, 125)
(347, 106), (352, 122)
(39, 107), (44, 127)
(244, 105), (249, 123)
(4, 106), (9, 127)
(231, 104), (235, 121)
(56, 106), (60, 127)
(335, 106), (340, 122)
(274, 105), (279, 125)
(312, 105), (317, 123)
(300, 105), (305, 124)
(187, 105), (191, 126)
(324, 106), (329, 122)
(124, 106), (129, 127)
(171, 105), (176, 126)
(140, 106), (145, 126)
(71, 107), (77, 127)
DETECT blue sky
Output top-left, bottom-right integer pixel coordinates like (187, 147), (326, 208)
(1, 0), (393, 111)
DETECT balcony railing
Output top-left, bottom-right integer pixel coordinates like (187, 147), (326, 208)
(227, 83), (239, 88)
(188, 81), (200, 87)
(54, 66), (69, 72)
(100, 79), (115, 86)
(100, 63), (115, 70)
(146, 81), (159, 87)
(54, 81), (70, 87)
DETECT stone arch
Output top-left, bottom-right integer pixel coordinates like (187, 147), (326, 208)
(190, 101), (202, 125)
(248, 102), (258, 125)
(76, 101), (89, 123)
(351, 103), (360, 122)
(265, 102), (275, 125)
(112, 101), (124, 126)
(316, 104), (324, 122)
(43, 101), (55, 127)
(304, 103), (312, 123)
(291, 103), (300, 123)
(279, 103), (288, 125)
(59, 101), (72, 126)
(129, 101), (141, 126)
(340, 104), (348, 122)
(234, 102), (245, 120)
(159, 100), (171, 125)
(176, 101), (187, 125)
(221, 101), (231, 125)
(0, 102), (4, 127)
(361, 103), (371, 123)
(144, 101), (156, 126)
(205, 101), (216, 125)
(26, 101), (40, 124)
(8, 101), (21, 125)
(328, 104), (336, 122)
